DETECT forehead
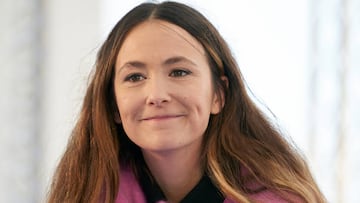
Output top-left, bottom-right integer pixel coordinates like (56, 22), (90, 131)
(117, 20), (205, 61)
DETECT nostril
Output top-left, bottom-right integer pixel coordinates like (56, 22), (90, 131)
(149, 98), (168, 106)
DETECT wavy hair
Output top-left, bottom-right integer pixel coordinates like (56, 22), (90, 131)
(47, 1), (326, 202)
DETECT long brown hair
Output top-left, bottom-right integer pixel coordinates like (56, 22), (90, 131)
(47, 1), (326, 202)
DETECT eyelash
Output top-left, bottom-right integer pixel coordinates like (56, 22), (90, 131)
(124, 73), (146, 82)
(169, 69), (192, 77)
(123, 69), (192, 82)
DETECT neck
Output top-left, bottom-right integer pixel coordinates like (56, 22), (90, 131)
(142, 143), (203, 203)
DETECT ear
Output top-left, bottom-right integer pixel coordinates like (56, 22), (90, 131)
(211, 76), (228, 114)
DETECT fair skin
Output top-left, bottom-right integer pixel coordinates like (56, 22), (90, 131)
(114, 20), (223, 202)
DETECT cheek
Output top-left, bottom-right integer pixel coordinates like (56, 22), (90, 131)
(195, 85), (216, 111)
(115, 93), (145, 137)
(182, 92), (214, 120)
(116, 98), (137, 138)
(115, 92), (136, 121)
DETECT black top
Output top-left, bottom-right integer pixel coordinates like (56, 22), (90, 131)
(139, 171), (225, 203)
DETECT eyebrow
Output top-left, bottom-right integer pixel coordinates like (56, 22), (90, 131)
(117, 56), (197, 74)
(163, 56), (197, 66)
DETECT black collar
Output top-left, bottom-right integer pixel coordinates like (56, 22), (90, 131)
(139, 171), (224, 203)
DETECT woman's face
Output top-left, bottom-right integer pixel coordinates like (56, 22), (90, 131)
(114, 20), (222, 153)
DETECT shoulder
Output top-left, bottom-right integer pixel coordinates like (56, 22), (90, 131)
(115, 165), (147, 203)
(244, 176), (303, 202)
(248, 189), (304, 203)
(222, 166), (304, 203)
(223, 190), (303, 203)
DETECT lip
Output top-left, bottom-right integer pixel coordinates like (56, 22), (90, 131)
(140, 114), (184, 121)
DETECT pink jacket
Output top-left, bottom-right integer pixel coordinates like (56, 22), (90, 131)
(114, 166), (303, 203)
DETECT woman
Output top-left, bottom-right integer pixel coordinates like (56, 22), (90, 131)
(47, 1), (326, 203)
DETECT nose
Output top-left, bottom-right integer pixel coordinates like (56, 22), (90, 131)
(145, 77), (171, 106)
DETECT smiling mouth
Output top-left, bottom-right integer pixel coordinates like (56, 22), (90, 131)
(141, 115), (184, 121)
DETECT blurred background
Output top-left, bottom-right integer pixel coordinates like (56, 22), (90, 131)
(0, 0), (359, 202)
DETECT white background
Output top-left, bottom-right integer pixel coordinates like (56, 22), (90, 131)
(0, 0), (359, 202)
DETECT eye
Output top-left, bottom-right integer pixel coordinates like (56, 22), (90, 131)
(124, 73), (146, 82)
(169, 69), (191, 77)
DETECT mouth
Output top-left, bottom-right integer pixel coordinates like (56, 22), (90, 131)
(141, 114), (184, 121)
